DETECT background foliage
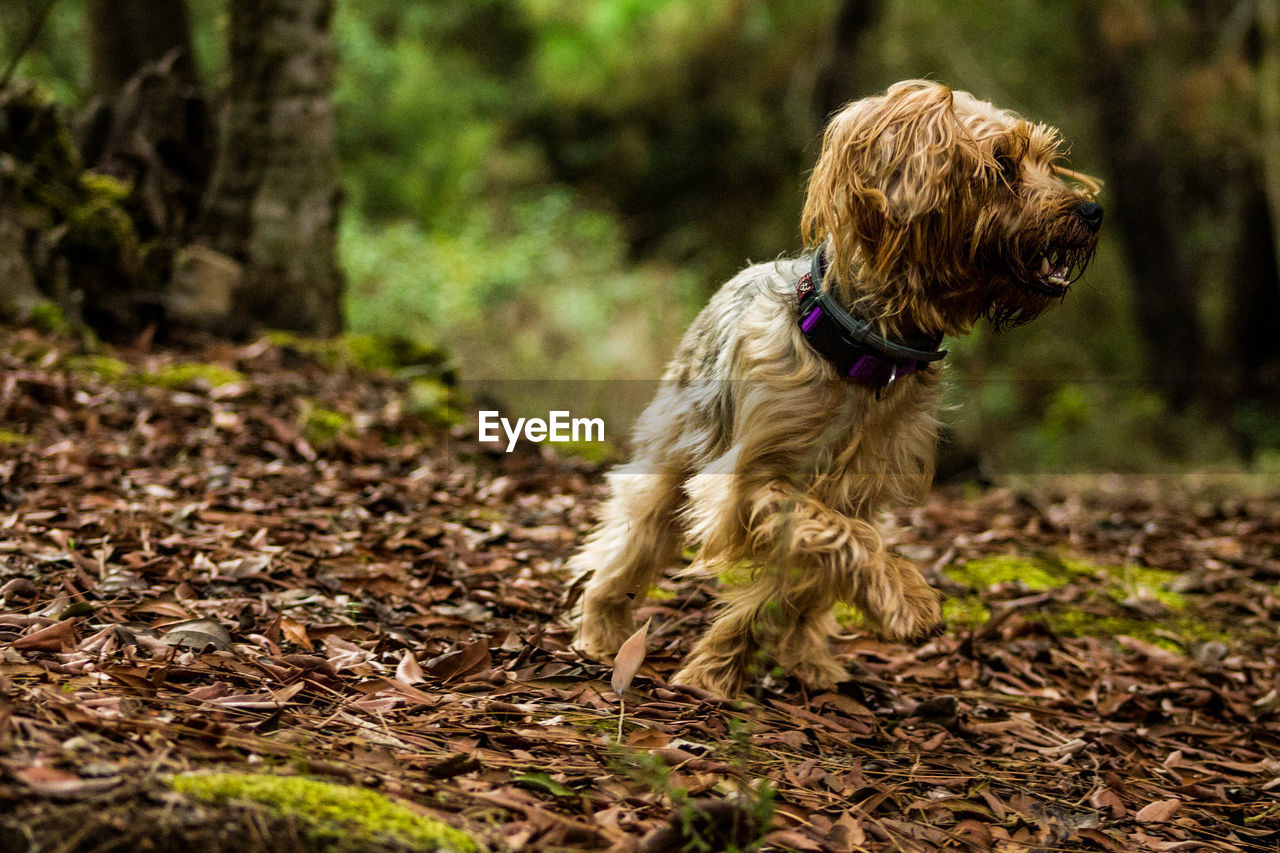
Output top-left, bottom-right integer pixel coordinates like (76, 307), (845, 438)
(4, 0), (1278, 475)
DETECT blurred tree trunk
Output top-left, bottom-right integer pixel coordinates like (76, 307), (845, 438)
(200, 0), (344, 336)
(86, 0), (198, 99)
(1227, 184), (1280, 406)
(78, 0), (210, 340)
(1260, 0), (1280, 268)
(1077, 3), (1203, 408)
(812, 0), (881, 125)
(1231, 0), (1280, 417)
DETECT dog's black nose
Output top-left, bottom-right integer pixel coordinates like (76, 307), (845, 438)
(1077, 201), (1104, 233)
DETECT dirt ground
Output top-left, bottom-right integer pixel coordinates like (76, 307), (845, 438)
(1, 326), (1278, 852)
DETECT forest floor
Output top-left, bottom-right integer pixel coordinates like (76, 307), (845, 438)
(1, 326), (1279, 853)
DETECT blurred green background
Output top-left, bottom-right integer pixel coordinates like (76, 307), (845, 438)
(4, 0), (1280, 476)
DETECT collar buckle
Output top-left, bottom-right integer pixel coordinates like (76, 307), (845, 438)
(876, 364), (898, 400)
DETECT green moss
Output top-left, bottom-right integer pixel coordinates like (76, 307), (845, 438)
(0, 429), (30, 447)
(28, 301), (69, 334)
(553, 437), (617, 464)
(79, 172), (131, 202)
(945, 554), (1091, 592)
(143, 362), (244, 390)
(342, 333), (449, 374)
(942, 595), (991, 628)
(845, 594), (991, 633)
(405, 378), (464, 426)
(301, 402), (352, 446)
(171, 772), (478, 852)
(65, 192), (137, 254)
(66, 354), (131, 382)
(1101, 564), (1187, 610)
(717, 562), (758, 587)
(646, 585), (678, 601)
(833, 601), (866, 629)
(265, 332), (451, 378)
(944, 553), (1201, 643)
(1040, 610), (1222, 653)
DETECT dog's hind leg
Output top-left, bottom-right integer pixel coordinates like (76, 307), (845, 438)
(568, 459), (684, 660)
(671, 561), (848, 697)
(775, 598), (849, 691)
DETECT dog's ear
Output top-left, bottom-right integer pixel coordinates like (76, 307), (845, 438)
(803, 81), (971, 279)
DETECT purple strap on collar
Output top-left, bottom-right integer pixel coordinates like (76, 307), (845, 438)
(800, 305), (823, 334)
(847, 353), (918, 386)
(799, 301), (920, 389)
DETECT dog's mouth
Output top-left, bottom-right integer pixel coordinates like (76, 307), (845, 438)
(1023, 246), (1093, 297)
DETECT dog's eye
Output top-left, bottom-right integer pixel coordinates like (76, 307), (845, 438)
(994, 152), (1019, 184)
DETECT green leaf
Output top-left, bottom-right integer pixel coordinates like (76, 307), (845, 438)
(511, 772), (576, 799)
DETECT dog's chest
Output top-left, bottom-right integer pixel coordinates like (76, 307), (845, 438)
(808, 374), (941, 516)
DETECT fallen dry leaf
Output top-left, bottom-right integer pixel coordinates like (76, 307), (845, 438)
(1134, 798), (1182, 823)
(396, 649), (425, 684)
(610, 618), (650, 694)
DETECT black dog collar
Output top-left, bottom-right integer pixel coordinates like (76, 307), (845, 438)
(797, 245), (946, 392)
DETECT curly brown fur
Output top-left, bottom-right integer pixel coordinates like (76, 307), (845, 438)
(567, 80), (1102, 698)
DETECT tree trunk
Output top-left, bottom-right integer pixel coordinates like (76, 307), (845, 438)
(1258, 0), (1280, 272)
(85, 0), (198, 100)
(200, 0), (344, 337)
(1077, 3), (1203, 408)
(811, 0), (882, 126)
(1227, 184), (1280, 408)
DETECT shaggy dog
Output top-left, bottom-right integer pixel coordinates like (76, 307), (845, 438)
(567, 80), (1102, 698)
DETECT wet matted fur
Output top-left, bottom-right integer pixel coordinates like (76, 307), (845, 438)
(567, 80), (1102, 698)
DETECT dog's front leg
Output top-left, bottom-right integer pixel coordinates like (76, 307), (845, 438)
(673, 481), (939, 697)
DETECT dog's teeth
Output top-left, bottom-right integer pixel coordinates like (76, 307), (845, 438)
(1039, 257), (1051, 275)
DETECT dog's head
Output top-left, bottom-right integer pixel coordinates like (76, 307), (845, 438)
(801, 80), (1102, 335)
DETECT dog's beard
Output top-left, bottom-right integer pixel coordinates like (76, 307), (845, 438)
(974, 232), (1097, 330)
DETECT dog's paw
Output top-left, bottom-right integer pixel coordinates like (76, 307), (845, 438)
(572, 621), (634, 662)
(874, 558), (943, 643)
(787, 654), (850, 691)
(571, 593), (638, 661)
(671, 657), (744, 700)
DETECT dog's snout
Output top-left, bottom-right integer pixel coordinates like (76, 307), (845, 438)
(1076, 201), (1103, 233)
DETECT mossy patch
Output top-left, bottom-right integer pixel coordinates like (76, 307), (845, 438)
(946, 554), (1186, 608)
(28, 301), (69, 334)
(64, 176), (138, 256)
(1102, 564), (1187, 610)
(833, 601), (866, 629)
(404, 377), (465, 426)
(942, 595), (991, 629)
(944, 554), (1092, 592)
(342, 333), (450, 376)
(717, 561), (759, 587)
(940, 553), (1204, 644)
(170, 772), (478, 853)
(553, 437), (617, 464)
(0, 429), (30, 447)
(1042, 609), (1224, 653)
(143, 362), (244, 391)
(266, 331), (452, 379)
(300, 402), (353, 446)
(65, 354), (131, 382)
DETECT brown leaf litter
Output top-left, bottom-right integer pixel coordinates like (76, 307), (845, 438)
(0, 326), (1278, 851)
